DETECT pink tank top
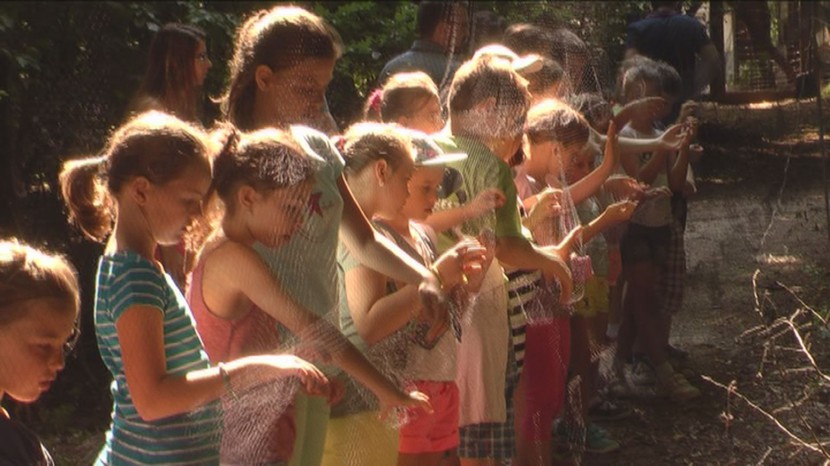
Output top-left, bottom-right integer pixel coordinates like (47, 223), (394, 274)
(188, 259), (282, 362)
(188, 255), (294, 463)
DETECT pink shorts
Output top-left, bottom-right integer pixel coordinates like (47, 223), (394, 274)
(399, 380), (460, 454)
(519, 317), (571, 441)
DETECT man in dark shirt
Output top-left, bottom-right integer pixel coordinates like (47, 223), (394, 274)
(378, 1), (468, 89)
(626, 0), (723, 110)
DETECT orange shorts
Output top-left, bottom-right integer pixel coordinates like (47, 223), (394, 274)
(399, 380), (460, 454)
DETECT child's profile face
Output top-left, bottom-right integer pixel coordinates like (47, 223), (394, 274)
(144, 162), (212, 246)
(192, 39), (211, 87)
(403, 166), (444, 221)
(376, 156), (415, 218)
(250, 178), (315, 248)
(262, 57), (336, 126)
(401, 96), (443, 135)
(565, 147), (595, 185)
(0, 298), (77, 403)
(528, 140), (574, 183)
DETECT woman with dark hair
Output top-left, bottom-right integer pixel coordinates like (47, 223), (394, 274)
(130, 23), (212, 123)
(129, 23), (213, 291)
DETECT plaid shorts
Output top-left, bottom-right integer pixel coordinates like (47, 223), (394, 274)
(457, 339), (520, 460)
(658, 196), (687, 315)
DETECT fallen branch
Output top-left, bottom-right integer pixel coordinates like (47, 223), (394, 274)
(701, 375), (830, 458)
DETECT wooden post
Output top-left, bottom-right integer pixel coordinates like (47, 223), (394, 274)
(710, 1), (727, 99)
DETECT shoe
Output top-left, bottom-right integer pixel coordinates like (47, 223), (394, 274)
(629, 359), (656, 386)
(657, 371), (701, 402)
(585, 423), (621, 454)
(588, 399), (633, 422)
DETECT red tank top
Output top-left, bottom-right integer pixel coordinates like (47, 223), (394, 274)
(188, 254), (294, 463)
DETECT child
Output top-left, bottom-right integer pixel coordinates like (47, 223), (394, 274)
(0, 240), (80, 465)
(614, 59), (699, 401)
(365, 71), (444, 134)
(129, 22), (213, 291)
(60, 111), (329, 464)
(222, 8), (449, 465)
(325, 123), (485, 466)
(129, 23), (211, 123)
(516, 100), (636, 464)
(373, 131), (491, 466)
(369, 70), (508, 236)
(188, 126), (431, 464)
(431, 53), (573, 466)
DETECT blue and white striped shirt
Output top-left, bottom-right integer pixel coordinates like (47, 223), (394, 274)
(94, 251), (221, 465)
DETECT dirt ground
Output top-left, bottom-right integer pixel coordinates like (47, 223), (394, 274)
(36, 101), (830, 465)
(583, 101), (830, 466)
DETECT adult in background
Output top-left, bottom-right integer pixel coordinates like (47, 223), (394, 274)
(127, 23), (213, 290)
(378, 1), (469, 90)
(129, 23), (212, 123)
(625, 0), (723, 121)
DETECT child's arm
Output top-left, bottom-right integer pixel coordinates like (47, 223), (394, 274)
(496, 236), (573, 304)
(593, 123), (686, 158)
(668, 121), (696, 193)
(203, 243), (434, 413)
(567, 121), (620, 205)
(580, 201), (637, 244)
(345, 240), (486, 345)
(337, 176), (434, 287)
(425, 188), (506, 234)
(612, 97), (668, 130)
(116, 307), (329, 422)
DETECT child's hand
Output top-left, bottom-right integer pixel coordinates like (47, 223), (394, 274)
(325, 376), (346, 406)
(433, 239), (488, 290)
(604, 175), (645, 202)
(529, 188), (563, 221)
(644, 186), (672, 199)
(464, 232), (496, 293)
(465, 188), (506, 219)
(604, 200), (638, 225)
(682, 117), (699, 143)
(378, 389), (433, 421)
(255, 354), (329, 395)
(539, 253), (572, 305)
(677, 100), (699, 124)
(657, 124), (687, 152)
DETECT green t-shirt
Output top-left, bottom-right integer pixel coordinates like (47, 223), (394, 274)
(434, 135), (523, 250)
(254, 125), (344, 319)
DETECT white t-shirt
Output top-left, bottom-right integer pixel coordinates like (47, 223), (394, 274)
(619, 124), (672, 227)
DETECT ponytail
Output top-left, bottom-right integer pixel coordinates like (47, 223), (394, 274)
(59, 155), (113, 243)
(59, 111), (212, 244)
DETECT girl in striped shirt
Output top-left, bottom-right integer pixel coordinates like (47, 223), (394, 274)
(60, 111), (329, 465)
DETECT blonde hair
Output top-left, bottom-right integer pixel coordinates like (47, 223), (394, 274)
(339, 122), (414, 176)
(0, 239), (80, 326)
(448, 55), (531, 139)
(377, 72), (439, 122)
(59, 111), (211, 242)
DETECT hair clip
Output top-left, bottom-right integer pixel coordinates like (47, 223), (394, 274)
(332, 135), (347, 154)
(368, 88), (383, 113)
